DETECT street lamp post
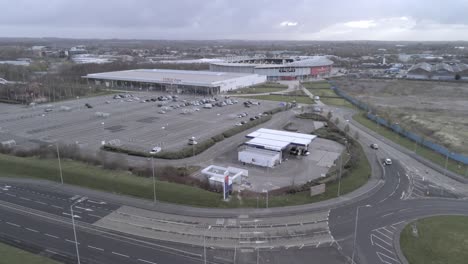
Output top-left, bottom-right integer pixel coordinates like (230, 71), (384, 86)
(337, 139), (347, 197)
(262, 189), (268, 208)
(204, 225), (212, 264)
(70, 197), (87, 264)
(393, 123), (399, 142)
(49, 143), (64, 184)
(351, 204), (371, 263)
(444, 152), (452, 177)
(151, 156), (157, 203)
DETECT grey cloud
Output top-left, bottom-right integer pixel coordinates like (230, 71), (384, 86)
(0, 0), (467, 39)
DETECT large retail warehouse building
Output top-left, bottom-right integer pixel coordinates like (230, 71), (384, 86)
(83, 69), (266, 94)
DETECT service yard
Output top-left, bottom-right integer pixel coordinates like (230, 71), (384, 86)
(333, 78), (468, 155)
(0, 92), (279, 154)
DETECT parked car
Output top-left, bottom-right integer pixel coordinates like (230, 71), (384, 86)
(384, 158), (392, 165)
(370, 143), (379, 149)
(149, 147), (162, 154)
(85, 103), (93, 108)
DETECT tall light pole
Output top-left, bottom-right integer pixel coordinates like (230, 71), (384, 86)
(70, 197), (87, 264)
(204, 225), (212, 264)
(262, 189), (269, 208)
(444, 152), (452, 177)
(151, 156), (157, 203)
(351, 204), (371, 263)
(337, 139), (347, 197)
(393, 123), (399, 142)
(49, 143), (64, 184)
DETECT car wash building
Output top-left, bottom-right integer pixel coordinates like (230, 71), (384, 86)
(238, 128), (317, 168)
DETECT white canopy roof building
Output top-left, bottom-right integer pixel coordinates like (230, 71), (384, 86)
(239, 128), (317, 168)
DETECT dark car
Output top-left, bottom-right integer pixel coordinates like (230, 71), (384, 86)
(85, 103), (93, 108)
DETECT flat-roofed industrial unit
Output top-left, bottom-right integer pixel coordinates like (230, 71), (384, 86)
(246, 128), (317, 148)
(83, 69), (266, 94)
(239, 128), (317, 168)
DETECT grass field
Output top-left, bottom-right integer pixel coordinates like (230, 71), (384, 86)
(354, 112), (467, 176)
(302, 81), (331, 89)
(0, 242), (60, 264)
(301, 81), (356, 108)
(228, 83), (287, 94)
(237, 94), (314, 104)
(0, 143), (370, 207)
(400, 216), (468, 264)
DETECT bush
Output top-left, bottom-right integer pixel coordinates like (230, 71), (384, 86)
(296, 113), (327, 121)
(211, 134), (225, 142)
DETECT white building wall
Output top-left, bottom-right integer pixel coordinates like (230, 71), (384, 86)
(238, 149), (280, 168)
(406, 74), (429, 79)
(216, 74), (266, 92)
(254, 67), (310, 77)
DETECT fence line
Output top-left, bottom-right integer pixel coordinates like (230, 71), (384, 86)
(329, 80), (468, 165)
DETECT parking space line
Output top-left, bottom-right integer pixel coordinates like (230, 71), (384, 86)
(112, 251), (129, 258)
(375, 230), (393, 240)
(374, 242), (394, 254)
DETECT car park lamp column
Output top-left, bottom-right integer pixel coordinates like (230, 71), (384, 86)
(49, 143), (63, 184)
(204, 225), (212, 264)
(351, 204), (371, 264)
(152, 156), (157, 203)
(262, 189), (269, 208)
(337, 139), (348, 197)
(71, 197), (87, 264)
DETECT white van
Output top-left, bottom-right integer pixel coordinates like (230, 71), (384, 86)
(203, 104), (212, 109)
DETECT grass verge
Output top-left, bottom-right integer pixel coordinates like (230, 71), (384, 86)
(0, 242), (60, 264)
(400, 215), (468, 264)
(237, 94), (314, 104)
(354, 112), (467, 176)
(228, 83), (287, 94)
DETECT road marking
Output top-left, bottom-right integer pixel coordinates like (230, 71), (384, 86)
(381, 212), (394, 218)
(19, 197), (31, 201)
(87, 199), (106, 205)
(377, 252), (401, 263)
(51, 205), (63, 209)
(6, 193), (16, 197)
(392, 221), (405, 226)
(25, 228), (39, 233)
(374, 242), (394, 254)
(382, 227), (393, 234)
(138, 259), (157, 264)
(75, 206), (93, 212)
(62, 212), (81, 218)
(87, 213), (102, 218)
(6, 222), (20, 227)
(45, 249), (59, 255)
(375, 230), (393, 240)
(112, 252), (129, 258)
(371, 234), (392, 246)
(45, 234), (59, 239)
(65, 239), (79, 244)
(87, 245), (104, 251)
(34, 201), (47, 205)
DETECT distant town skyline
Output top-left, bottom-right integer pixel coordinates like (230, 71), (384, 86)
(1, 0), (468, 41)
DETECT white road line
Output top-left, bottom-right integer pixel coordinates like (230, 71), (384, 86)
(19, 197), (31, 201)
(87, 245), (104, 251)
(371, 234), (392, 246)
(25, 228), (39, 233)
(382, 227), (393, 234)
(45, 249), (58, 255)
(87, 213), (102, 218)
(6, 222), (20, 227)
(34, 201), (47, 205)
(381, 212), (394, 218)
(138, 258), (157, 264)
(51, 205), (63, 209)
(6, 193), (16, 197)
(65, 239), (79, 244)
(377, 251), (401, 263)
(45, 233), (59, 239)
(112, 252), (129, 258)
(392, 221), (405, 226)
(374, 242), (394, 254)
(376, 230), (393, 240)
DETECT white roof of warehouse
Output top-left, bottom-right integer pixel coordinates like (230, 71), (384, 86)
(83, 69), (260, 87)
(246, 128), (316, 150)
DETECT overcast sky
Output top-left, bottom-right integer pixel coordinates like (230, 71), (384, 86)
(1, 0), (468, 41)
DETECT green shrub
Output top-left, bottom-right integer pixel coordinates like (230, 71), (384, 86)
(211, 134), (225, 142)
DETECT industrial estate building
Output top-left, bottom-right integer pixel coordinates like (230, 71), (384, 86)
(83, 69), (266, 94)
(239, 128), (317, 168)
(407, 62), (468, 80)
(209, 56), (333, 81)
